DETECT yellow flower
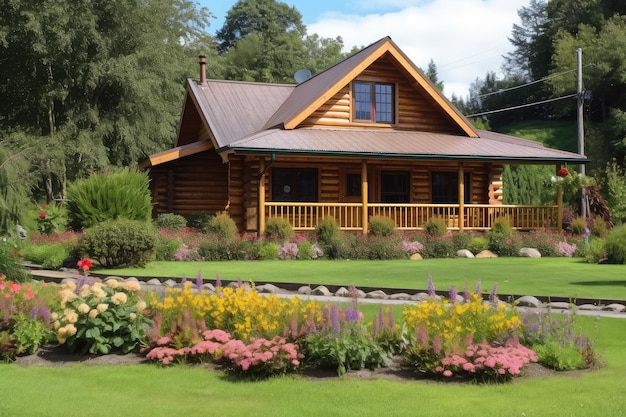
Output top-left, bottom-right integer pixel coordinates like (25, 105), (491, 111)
(111, 292), (128, 305)
(88, 309), (98, 319)
(77, 303), (90, 314)
(105, 279), (120, 289)
(64, 323), (77, 336)
(121, 281), (141, 292)
(129, 313), (137, 321)
(136, 300), (147, 311)
(97, 303), (108, 313)
(64, 309), (79, 324)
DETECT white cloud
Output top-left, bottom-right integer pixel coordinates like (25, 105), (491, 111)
(308, 0), (528, 99)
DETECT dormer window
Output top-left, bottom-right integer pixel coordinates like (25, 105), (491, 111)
(353, 81), (394, 124)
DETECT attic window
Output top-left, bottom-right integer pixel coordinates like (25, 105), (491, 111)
(353, 82), (394, 124)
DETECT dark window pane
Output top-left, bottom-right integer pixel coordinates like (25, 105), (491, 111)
(431, 172), (470, 203)
(381, 171), (409, 203)
(272, 168), (318, 202)
(346, 173), (361, 197)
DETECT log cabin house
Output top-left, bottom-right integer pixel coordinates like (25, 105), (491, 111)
(140, 37), (588, 235)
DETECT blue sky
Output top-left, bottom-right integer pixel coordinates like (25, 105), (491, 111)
(199, 0), (529, 99)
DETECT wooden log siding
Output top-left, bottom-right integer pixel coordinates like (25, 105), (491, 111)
(149, 150), (229, 217)
(299, 56), (463, 133)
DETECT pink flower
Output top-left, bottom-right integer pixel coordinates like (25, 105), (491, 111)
(443, 370), (453, 377)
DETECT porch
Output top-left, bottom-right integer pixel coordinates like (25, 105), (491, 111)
(261, 202), (561, 233)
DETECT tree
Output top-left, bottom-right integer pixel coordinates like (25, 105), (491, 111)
(0, 0), (215, 202)
(424, 60), (444, 92)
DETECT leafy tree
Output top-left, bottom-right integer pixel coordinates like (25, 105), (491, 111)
(424, 59), (444, 92)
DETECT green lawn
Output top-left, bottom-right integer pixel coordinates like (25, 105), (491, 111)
(2, 315), (625, 417)
(100, 258), (626, 300)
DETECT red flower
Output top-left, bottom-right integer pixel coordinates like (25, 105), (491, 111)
(41, 204), (48, 209)
(77, 258), (92, 272)
(39, 211), (46, 219)
(557, 168), (569, 177)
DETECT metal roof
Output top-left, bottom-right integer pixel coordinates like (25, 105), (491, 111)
(220, 128), (588, 164)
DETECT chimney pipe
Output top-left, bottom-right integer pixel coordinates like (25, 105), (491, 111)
(199, 54), (207, 85)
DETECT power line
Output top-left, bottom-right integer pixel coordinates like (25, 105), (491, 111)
(464, 93), (578, 118)
(476, 64), (595, 98)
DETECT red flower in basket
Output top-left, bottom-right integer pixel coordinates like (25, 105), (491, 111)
(557, 168), (569, 177)
(77, 258), (92, 272)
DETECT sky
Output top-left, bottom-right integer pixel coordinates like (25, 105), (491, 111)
(200, 0), (529, 99)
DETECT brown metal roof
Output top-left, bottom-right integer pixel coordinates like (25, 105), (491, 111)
(188, 79), (294, 148)
(222, 128), (588, 163)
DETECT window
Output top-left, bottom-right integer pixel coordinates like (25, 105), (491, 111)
(381, 171), (409, 203)
(272, 168), (318, 202)
(431, 172), (470, 204)
(353, 82), (394, 123)
(345, 173), (361, 197)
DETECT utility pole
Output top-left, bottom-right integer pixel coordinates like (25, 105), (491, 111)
(577, 48), (586, 218)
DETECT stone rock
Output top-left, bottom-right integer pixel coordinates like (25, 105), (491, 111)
(519, 247), (541, 258)
(353, 289), (366, 298)
(298, 286), (312, 295)
(547, 301), (573, 310)
(475, 250), (497, 258)
(603, 303), (626, 312)
(203, 283), (216, 292)
(334, 287), (351, 297)
(106, 276), (125, 281)
(577, 304), (600, 311)
(389, 292), (411, 300)
(311, 285), (332, 297)
(365, 290), (388, 299)
(409, 253), (423, 260)
(163, 279), (177, 287)
(257, 283), (283, 294)
(410, 292), (431, 302)
(515, 295), (542, 308)
(456, 249), (475, 258)
(146, 278), (162, 286)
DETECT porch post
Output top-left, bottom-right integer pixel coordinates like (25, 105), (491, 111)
(458, 163), (465, 232)
(361, 160), (368, 234)
(556, 165), (563, 230)
(258, 157), (266, 236)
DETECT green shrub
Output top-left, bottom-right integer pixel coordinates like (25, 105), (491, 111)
(467, 236), (488, 254)
(67, 170), (152, 230)
(451, 232), (472, 251)
(153, 213), (187, 231)
(334, 233), (364, 260)
(368, 216), (396, 237)
(366, 236), (405, 259)
(12, 316), (53, 355)
(591, 215), (609, 238)
(207, 212), (238, 241)
(315, 217), (341, 246)
(570, 216), (588, 235)
(21, 243), (69, 269)
(264, 218), (294, 242)
(258, 242), (278, 260)
(486, 231), (522, 257)
(604, 225), (626, 264)
(423, 217), (447, 237)
(186, 213), (213, 232)
(491, 217), (513, 237)
(297, 240), (313, 260)
(521, 229), (560, 257)
(0, 244), (28, 282)
(79, 219), (157, 267)
(154, 236), (180, 261)
(584, 238), (606, 263)
(34, 203), (68, 235)
(420, 234), (455, 258)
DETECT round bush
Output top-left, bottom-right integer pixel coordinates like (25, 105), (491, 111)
(491, 217), (513, 237)
(258, 242), (278, 260)
(569, 216), (587, 235)
(451, 232), (472, 251)
(186, 213), (213, 232)
(315, 217), (341, 246)
(467, 236), (488, 254)
(154, 236), (180, 261)
(604, 225), (626, 264)
(79, 219), (157, 267)
(423, 217), (447, 237)
(207, 212), (238, 241)
(368, 216), (396, 237)
(264, 218), (294, 242)
(153, 213), (187, 231)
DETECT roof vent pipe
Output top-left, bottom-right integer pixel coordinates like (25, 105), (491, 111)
(199, 54), (207, 85)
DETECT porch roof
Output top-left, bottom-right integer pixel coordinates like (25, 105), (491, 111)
(219, 127), (589, 164)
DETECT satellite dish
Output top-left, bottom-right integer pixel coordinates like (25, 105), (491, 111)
(294, 69), (312, 83)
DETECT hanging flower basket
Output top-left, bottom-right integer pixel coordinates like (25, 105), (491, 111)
(557, 168), (569, 177)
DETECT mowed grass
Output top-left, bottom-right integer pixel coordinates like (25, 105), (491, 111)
(2, 315), (625, 417)
(101, 258), (626, 300)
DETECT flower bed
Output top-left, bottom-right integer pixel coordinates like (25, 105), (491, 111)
(0, 270), (600, 382)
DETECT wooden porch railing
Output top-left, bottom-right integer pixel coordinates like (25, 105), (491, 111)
(264, 203), (559, 232)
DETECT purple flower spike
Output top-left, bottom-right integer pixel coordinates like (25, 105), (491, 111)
(475, 280), (481, 295)
(181, 276), (187, 286)
(330, 306), (340, 336)
(196, 270), (203, 291)
(345, 306), (360, 323)
(427, 274), (436, 297)
(449, 285), (458, 303)
(215, 273), (222, 288)
(463, 280), (471, 301)
(489, 284), (498, 303)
